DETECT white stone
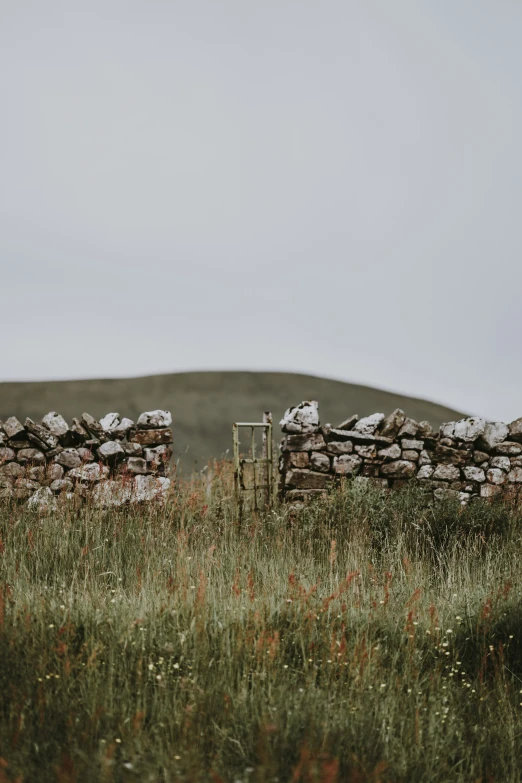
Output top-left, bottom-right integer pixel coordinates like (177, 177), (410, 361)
(487, 468), (506, 485)
(508, 468), (522, 483)
(440, 422), (456, 439)
(280, 402), (319, 434)
(109, 417), (134, 438)
(354, 413), (384, 435)
(68, 464), (109, 482)
(462, 466), (486, 483)
(453, 417), (486, 442)
(97, 441), (125, 462)
(137, 410), (173, 429)
(92, 480), (132, 507)
(42, 412), (69, 437)
(132, 475), (170, 502)
(417, 465), (434, 479)
(432, 464), (461, 482)
(418, 450), (432, 466)
(479, 422), (509, 451)
(99, 413), (120, 431)
(27, 486), (57, 511)
(490, 456), (511, 472)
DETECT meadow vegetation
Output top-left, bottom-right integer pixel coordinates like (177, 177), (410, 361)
(1, 467), (522, 782)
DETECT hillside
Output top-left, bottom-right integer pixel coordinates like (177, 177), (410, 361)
(0, 371), (465, 471)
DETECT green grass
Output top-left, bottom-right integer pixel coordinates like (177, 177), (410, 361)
(0, 371), (465, 471)
(1, 472), (522, 782)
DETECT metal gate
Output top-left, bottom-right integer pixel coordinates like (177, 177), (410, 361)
(232, 412), (275, 516)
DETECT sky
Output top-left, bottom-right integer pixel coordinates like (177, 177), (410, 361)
(1, 0), (521, 421)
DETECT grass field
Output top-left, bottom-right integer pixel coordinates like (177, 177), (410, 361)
(0, 371), (465, 471)
(1, 469), (522, 782)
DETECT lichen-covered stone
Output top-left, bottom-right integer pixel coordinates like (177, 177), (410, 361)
(401, 439), (424, 451)
(508, 468), (522, 483)
(42, 412), (69, 438)
(133, 475), (170, 502)
(508, 417), (522, 443)
(127, 457), (150, 475)
(453, 417), (486, 442)
(333, 454), (362, 476)
(55, 449), (82, 469)
(50, 479), (74, 493)
(3, 417), (25, 440)
(0, 447), (16, 463)
(481, 484), (502, 498)
(326, 441), (353, 455)
(354, 413), (384, 436)
(379, 409), (406, 439)
(478, 422), (509, 451)
(27, 486), (57, 511)
(310, 452), (330, 472)
(378, 443), (401, 461)
(17, 448), (46, 465)
(487, 468), (506, 485)
(355, 444), (377, 459)
(98, 441), (125, 463)
(432, 464), (461, 482)
(462, 466), (486, 483)
(68, 464), (109, 483)
(490, 456), (511, 472)
(280, 402), (319, 434)
(281, 433), (326, 452)
(380, 460), (417, 478)
(495, 441), (522, 456)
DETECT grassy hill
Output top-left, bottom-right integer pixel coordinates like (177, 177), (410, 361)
(0, 371), (465, 471)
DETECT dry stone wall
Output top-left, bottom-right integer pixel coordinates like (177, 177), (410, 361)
(0, 410), (173, 509)
(279, 401), (522, 504)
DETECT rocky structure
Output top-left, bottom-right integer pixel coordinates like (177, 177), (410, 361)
(279, 401), (522, 505)
(0, 410), (173, 509)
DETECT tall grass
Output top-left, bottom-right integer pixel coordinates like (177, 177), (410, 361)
(1, 468), (522, 782)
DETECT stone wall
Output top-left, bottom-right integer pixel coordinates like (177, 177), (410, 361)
(0, 410), (173, 509)
(279, 401), (522, 504)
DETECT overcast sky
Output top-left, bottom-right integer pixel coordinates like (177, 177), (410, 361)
(1, 0), (521, 421)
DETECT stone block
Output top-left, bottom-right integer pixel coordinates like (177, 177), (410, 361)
(17, 448), (46, 465)
(288, 452), (309, 469)
(480, 484), (502, 498)
(473, 450), (490, 464)
(398, 418), (419, 438)
(127, 457), (150, 475)
(401, 439), (424, 451)
(495, 441), (522, 456)
(326, 441), (353, 455)
(379, 409), (406, 439)
(432, 464), (461, 482)
(42, 412), (69, 438)
(310, 452), (330, 472)
(77, 447), (95, 462)
(462, 466), (486, 483)
(286, 469), (331, 489)
(48, 464), (64, 481)
(380, 460), (417, 478)
(375, 443), (400, 463)
(508, 417), (522, 443)
(453, 417), (486, 442)
(68, 464), (109, 483)
(3, 417), (25, 440)
(337, 414), (358, 431)
(0, 462), (25, 479)
(355, 444), (377, 459)
(508, 468), (522, 483)
(418, 450), (432, 466)
(402, 450), (419, 462)
(137, 410), (173, 429)
(81, 413), (107, 442)
(417, 465), (434, 479)
(24, 419), (59, 450)
(354, 413), (384, 435)
(0, 447), (16, 463)
(490, 456), (510, 472)
(333, 455), (362, 476)
(55, 449), (82, 469)
(280, 402), (319, 434)
(97, 441), (125, 463)
(50, 479), (74, 493)
(129, 428), (173, 446)
(478, 422), (509, 451)
(123, 442), (143, 457)
(281, 433), (326, 452)
(487, 468), (506, 485)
